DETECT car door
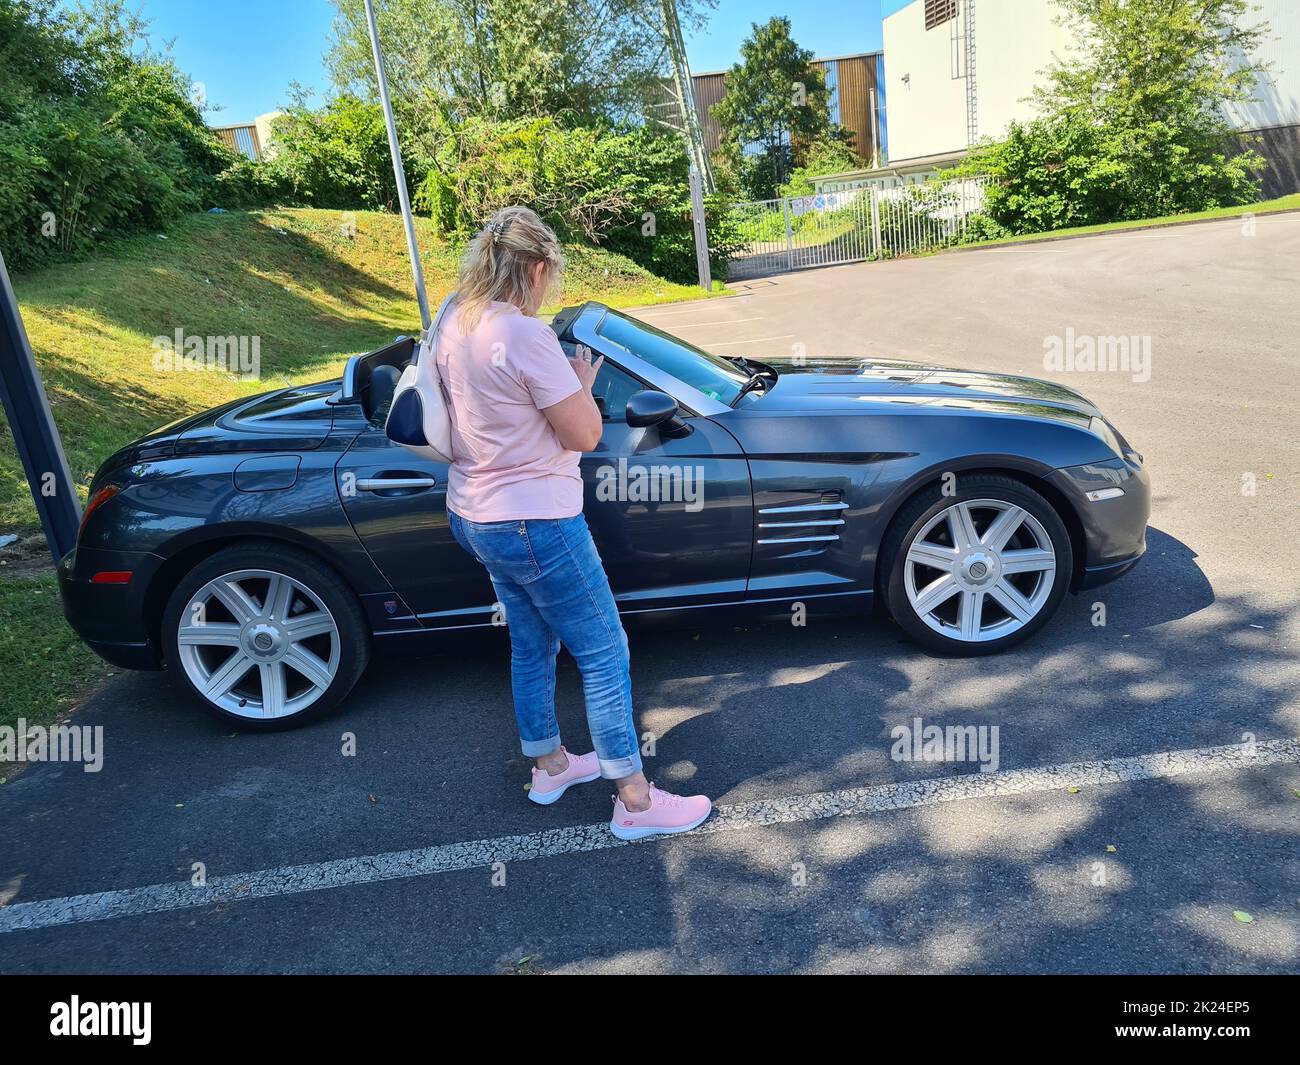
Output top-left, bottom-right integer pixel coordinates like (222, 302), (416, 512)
(578, 355), (752, 612)
(336, 354), (753, 628)
(334, 427), (494, 629)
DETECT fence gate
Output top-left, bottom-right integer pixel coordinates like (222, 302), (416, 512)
(725, 177), (987, 281)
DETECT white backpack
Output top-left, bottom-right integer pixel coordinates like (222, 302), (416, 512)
(384, 293), (457, 463)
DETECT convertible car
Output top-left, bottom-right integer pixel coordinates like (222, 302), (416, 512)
(60, 302), (1149, 728)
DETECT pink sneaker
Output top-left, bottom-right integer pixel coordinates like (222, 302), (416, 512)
(609, 783), (712, 840)
(527, 748), (601, 805)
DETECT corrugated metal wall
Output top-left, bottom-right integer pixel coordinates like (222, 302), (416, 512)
(211, 125), (262, 161)
(832, 54), (877, 162)
(691, 72), (728, 160)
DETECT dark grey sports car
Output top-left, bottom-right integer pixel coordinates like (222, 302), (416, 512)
(60, 302), (1149, 728)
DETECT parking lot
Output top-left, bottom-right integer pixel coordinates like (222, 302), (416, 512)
(2, 215), (1298, 973)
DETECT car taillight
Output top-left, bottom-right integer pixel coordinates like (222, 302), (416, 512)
(78, 484), (121, 541)
(91, 571), (133, 585)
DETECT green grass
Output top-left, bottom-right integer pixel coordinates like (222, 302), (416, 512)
(0, 206), (713, 735)
(0, 569), (117, 738)
(953, 193), (1300, 250)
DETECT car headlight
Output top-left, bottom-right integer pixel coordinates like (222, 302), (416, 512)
(1089, 417), (1143, 467)
(1088, 417), (1123, 457)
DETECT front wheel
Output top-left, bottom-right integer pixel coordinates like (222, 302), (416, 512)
(882, 475), (1073, 655)
(161, 542), (370, 730)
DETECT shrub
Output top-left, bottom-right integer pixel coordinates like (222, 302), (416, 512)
(264, 94), (402, 211)
(952, 111), (1262, 236)
(0, 0), (259, 271)
(417, 117), (737, 284)
(779, 138), (864, 199)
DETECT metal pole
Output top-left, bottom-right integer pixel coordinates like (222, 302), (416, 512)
(870, 186), (882, 259)
(688, 163), (712, 292)
(869, 86), (880, 169)
(0, 249), (81, 560)
(782, 197), (795, 271)
(362, 0), (431, 331)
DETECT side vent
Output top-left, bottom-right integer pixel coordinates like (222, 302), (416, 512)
(757, 490), (847, 547)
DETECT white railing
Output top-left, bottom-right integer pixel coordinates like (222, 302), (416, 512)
(725, 176), (988, 280)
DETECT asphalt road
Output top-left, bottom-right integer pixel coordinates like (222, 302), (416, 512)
(2, 216), (1298, 974)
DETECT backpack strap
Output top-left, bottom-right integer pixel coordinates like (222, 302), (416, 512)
(410, 292), (458, 366)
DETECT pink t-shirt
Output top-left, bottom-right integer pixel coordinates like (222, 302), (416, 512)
(436, 300), (584, 522)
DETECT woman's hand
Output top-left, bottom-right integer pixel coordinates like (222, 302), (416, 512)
(541, 344), (605, 452)
(571, 344), (604, 392)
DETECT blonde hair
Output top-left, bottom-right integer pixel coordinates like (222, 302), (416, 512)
(455, 206), (564, 332)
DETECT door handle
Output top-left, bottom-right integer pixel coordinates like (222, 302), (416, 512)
(356, 476), (438, 491)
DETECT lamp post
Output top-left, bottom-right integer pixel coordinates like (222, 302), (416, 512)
(362, 0), (431, 331)
(0, 248), (81, 560)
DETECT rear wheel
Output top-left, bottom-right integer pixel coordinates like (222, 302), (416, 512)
(882, 475), (1072, 655)
(161, 542), (370, 730)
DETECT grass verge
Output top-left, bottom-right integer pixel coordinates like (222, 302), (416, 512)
(952, 194), (1300, 251)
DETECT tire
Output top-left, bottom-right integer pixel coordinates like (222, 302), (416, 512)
(161, 541), (370, 730)
(880, 474), (1073, 656)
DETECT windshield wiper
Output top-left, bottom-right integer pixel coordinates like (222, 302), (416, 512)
(730, 369), (774, 407)
(724, 355), (779, 407)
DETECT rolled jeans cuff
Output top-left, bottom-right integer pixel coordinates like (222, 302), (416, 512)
(520, 734), (562, 758)
(599, 750), (643, 781)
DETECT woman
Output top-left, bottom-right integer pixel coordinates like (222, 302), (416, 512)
(438, 206), (711, 841)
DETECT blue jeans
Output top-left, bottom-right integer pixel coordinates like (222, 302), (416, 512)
(448, 511), (642, 780)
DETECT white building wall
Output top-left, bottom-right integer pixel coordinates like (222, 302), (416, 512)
(881, 1), (968, 161)
(255, 112), (283, 161)
(973, 0), (1074, 140)
(883, 0), (1294, 164)
(1225, 0), (1300, 129)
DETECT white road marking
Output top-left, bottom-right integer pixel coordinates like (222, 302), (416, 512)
(1, 738), (1295, 934)
(670, 316), (766, 328)
(633, 304), (737, 318)
(717, 334), (796, 345)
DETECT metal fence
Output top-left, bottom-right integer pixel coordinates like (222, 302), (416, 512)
(724, 176), (988, 280)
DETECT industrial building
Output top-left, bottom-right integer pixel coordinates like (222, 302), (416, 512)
(816, 0), (1300, 196)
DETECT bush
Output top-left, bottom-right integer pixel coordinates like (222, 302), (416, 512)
(210, 157), (287, 209)
(779, 138), (864, 199)
(952, 111), (1262, 236)
(957, 212), (1010, 244)
(0, 0), (261, 272)
(417, 117), (738, 284)
(264, 94), (401, 211)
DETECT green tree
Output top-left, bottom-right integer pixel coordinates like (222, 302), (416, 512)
(267, 90), (398, 210)
(710, 17), (832, 199)
(0, 0), (254, 270)
(958, 0), (1270, 232)
(326, 0), (714, 127)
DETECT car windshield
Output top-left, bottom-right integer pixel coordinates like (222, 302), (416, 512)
(595, 309), (750, 406)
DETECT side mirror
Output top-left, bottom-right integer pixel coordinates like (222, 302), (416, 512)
(625, 390), (691, 437)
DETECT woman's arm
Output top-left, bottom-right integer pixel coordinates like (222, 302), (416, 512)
(541, 344), (604, 452)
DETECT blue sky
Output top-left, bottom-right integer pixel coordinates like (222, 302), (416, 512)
(107, 0), (888, 124)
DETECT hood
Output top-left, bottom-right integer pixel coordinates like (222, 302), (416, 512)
(754, 357), (1102, 426)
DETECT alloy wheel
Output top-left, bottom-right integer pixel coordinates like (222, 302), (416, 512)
(176, 568), (341, 720)
(903, 498), (1057, 644)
